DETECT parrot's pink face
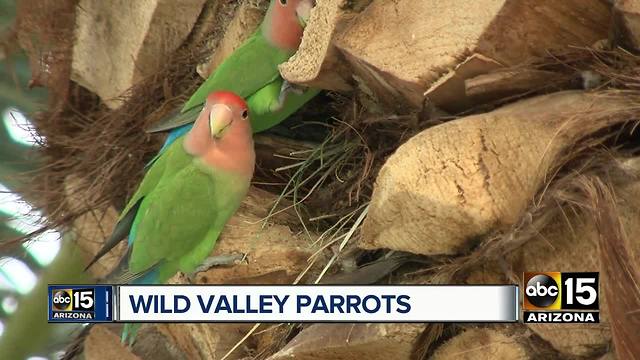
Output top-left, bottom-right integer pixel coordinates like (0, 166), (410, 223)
(264, 0), (316, 50)
(184, 91), (255, 177)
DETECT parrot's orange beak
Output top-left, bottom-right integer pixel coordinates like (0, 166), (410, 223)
(209, 104), (233, 139)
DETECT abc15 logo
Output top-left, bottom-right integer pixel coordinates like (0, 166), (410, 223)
(523, 272), (599, 310)
(51, 288), (95, 312)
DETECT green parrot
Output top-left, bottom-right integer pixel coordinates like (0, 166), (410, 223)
(86, 91), (255, 344)
(148, 0), (320, 153)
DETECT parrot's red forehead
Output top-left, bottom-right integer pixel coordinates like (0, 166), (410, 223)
(206, 91), (247, 108)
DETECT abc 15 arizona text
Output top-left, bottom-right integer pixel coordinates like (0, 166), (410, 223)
(523, 272), (599, 323)
(50, 288), (95, 320)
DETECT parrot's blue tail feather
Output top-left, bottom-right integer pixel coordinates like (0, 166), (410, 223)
(121, 263), (159, 345)
(121, 323), (142, 347)
(144, 124), (193, 170)
(160, 125), (192, 153)
(131, 267), (160, 284)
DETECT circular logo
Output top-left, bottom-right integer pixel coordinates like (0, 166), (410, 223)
(525, 274), (559, 308)
(52, 290), (72, 311)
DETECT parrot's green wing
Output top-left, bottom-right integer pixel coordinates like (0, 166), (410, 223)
(182, 30), (294, 113)
(119, 138), (192, 221)
(83, 200), (140, 271)
(145, 107), (200, 133)
(84, 138), (194, 270)
(127, 141), (250, 281)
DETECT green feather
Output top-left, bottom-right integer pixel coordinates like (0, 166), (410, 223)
(100, 135), (252, 345)
(147, 18), (320, 135)
(147, 81), (321, 135)
(145, 107), (200, 133)
(124, 137), (250, 283)
(182, 30), (294, 113)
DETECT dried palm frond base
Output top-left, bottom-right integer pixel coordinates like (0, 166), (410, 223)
(426, 150), (640, 358)
(253, 50), (640, 359)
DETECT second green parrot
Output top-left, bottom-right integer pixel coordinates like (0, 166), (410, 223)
(148, 0), (320, 154)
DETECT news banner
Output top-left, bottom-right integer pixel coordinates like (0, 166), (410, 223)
(48, 272), (599, 324)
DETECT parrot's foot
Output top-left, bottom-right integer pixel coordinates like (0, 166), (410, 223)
(271, 80), (306, 112)
(281, 80), (305, 96)
(191, 253), (246, 277)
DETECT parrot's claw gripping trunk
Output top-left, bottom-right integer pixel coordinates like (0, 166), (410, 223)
(272, 80), (307, 112)
(190, 253), (247, 281)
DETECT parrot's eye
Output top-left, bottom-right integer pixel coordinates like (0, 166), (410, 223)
(279, 0), (287, 6)
(241, 109), (249, 119)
